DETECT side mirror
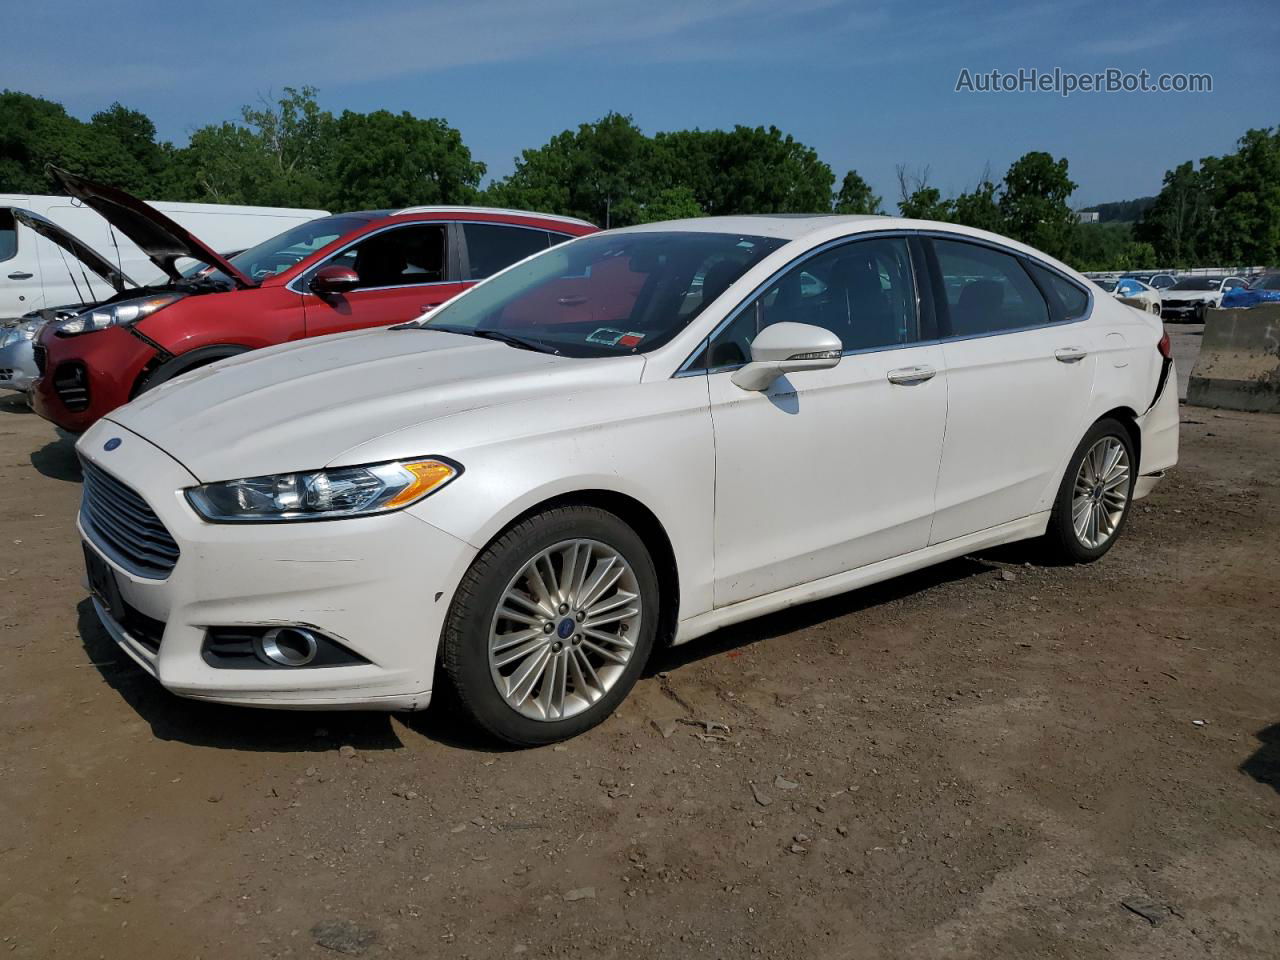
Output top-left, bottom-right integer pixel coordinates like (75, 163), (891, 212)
(309, 265), (360, 296)
(731, 321), (842, 392)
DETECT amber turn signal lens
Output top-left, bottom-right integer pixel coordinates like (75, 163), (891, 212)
(382, 459), (457, 509)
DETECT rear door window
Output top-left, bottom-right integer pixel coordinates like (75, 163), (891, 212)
(931, 238), (1050, 337)
(462, 223), (553, 280)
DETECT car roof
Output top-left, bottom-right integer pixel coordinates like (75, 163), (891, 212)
(616, 213), (885, 240)
(389, 206), (595, 228)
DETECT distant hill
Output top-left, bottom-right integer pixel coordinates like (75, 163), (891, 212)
(1079, 197), (1156, 223)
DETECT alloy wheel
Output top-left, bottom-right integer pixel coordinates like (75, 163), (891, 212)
(487, 539), (642, 721)
(1071, 436), (1131, 549)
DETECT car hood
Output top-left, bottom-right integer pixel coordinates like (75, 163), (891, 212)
(49, 166), (254, 287)
(8, 206), (135, 295)
(106, 327), (647, 481)
(1164, 289), (1218, 301)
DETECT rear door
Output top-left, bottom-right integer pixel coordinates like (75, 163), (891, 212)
(926, 236), (1097, 544)
(459, 222), (568, 283)
(300, 222), (468, 336)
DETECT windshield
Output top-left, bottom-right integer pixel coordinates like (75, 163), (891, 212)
(1169, 277), (1222, 291)
(222, 215), (370, 283)
(422, 231), (786, 357)
(1094, 279), (1117, 292)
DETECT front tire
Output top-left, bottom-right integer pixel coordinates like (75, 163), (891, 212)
(441, 505), (659, 745)
(1042, 418), (1136, 564)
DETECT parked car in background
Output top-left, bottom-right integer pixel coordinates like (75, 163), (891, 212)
(29, 168), (596, 432)
(1110, 277), (1163, 315)
(1123, 272), (1176, 290)
(1222, 272), (1280, 308)
(0, 223), (244, 396)
(1160, 275), (1248, 320)
(75, 215), (1178, 743)
(0, 196), (326, 319)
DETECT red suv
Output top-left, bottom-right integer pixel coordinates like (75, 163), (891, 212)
(30, 169), (596, 432)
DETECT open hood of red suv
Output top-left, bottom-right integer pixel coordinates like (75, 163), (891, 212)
(49, 166), (255, 288)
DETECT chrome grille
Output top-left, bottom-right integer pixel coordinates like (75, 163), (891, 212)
(80, 460), (180, 578)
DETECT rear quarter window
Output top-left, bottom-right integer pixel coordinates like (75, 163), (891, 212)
(1026, 261), (1091, 321)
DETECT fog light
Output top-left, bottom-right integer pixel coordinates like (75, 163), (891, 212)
(259, 627), (319, 666)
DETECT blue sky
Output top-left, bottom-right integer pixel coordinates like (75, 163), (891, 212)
(6, 0), (1278, 207)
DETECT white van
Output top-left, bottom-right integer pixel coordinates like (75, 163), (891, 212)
(0, 196), (327, 319)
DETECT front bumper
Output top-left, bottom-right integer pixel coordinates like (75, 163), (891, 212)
(1160, 300), (1206, 320)
(0, 335), (37, 392)
(30, 325), (155, 432)
(76, 419), (479, 710)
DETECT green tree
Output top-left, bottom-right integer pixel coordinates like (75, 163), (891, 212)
(832, 169), (882, 215)
(487, 113), (654, 226)
(635, 185), (704, 223)
(0, 90), (161, 195)
(950, 175), (1003, 232)
(899, 187), (953, 221)
(1136, 161), (1210, 266)
(998, 151), (1076, 260)
(654, 126), (835, 217)
(328, 110), (484, 209)
(1200, 126), (1280, 266)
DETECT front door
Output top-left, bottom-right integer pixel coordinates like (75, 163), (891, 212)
(702, 235), (948, 607)
(301, 222), (469, 336)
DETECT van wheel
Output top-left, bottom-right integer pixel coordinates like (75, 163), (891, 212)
(1042, 418), (1136, 564)
(441, 506), (659, 745)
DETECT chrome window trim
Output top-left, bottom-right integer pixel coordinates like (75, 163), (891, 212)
(674, 227), (1094, 378)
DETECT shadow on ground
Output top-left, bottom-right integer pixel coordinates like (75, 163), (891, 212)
(1242, 723), (1280, 794)
(31, 430), (81, 483)
(649, 553), (1006, 674)
(78, 599), (404, 753)
(78, 545), (1036, 754)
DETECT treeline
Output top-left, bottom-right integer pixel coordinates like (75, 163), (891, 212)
(1, 88), (1276, 271)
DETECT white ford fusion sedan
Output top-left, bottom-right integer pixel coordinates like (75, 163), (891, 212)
(75, 215), (1179, 744)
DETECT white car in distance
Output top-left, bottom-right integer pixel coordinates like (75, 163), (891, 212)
(76, 215), (1180, 744)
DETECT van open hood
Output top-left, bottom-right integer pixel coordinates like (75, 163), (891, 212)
(8, 207), (136, 295)
(48, 166), (255, 288)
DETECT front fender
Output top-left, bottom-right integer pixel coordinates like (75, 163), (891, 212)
(380, 377), (719, 620)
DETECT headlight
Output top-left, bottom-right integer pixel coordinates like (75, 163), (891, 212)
(55, 293), (184, 336)
(185, 458), (460, 523)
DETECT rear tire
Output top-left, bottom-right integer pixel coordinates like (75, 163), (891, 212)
(1042, 418), (1136, 564)
(441, 506), (659, 745)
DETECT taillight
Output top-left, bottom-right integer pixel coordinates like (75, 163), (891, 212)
(1157, 330), (1171, 359)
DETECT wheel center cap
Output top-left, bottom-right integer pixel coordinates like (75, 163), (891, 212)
(1093, 484), (1104, 500)
(556, 618), (575, 639)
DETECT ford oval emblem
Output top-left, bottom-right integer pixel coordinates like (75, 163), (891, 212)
(103, 437), (122, 451)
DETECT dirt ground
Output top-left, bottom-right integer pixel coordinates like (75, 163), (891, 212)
(1, 390), (1277, 960)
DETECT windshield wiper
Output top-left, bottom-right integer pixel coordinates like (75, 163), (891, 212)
(426, 324), (557, 354)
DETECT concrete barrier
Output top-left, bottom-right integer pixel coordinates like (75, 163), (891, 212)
(1187, 304), (1280, 413)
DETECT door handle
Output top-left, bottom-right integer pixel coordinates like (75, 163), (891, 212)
(1054, 347), (1087, 363)
(7, 272), (33, 280)
(886, 365), (936, 385)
